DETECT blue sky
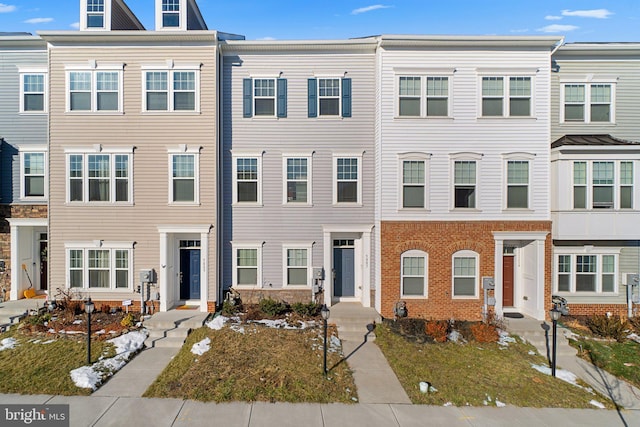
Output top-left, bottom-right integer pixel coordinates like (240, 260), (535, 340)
(1, 1), (639, 42)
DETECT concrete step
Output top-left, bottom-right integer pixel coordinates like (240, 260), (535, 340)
(150, 336), (187, 348)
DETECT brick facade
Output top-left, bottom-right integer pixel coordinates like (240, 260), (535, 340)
(380, 220), (552, 321)
(567, 304), (631, 318)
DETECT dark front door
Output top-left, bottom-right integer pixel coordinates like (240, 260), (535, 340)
(333, 247), (355, 297)
(180, 249), (201, 300)
(503, 255), (514, 307)
(39, 238), (47, 291)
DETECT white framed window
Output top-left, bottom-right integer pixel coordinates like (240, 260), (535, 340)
(554, 250), (619, 294)
(86, 0), (105, 28)
(143, 64), (200, 112)
(402, 159), (426, 208)
(283, 156), (312, 205)
(232, 243), (262, 287)
(453, 160), (476, 209)
(283, 244), (313, 287)
(397, 75), (450, 117)
(66, 243), (133, 290)
(561, 82), (615, 123)
(333, 154), (362, 205)
(66, 66), (123, 113)
(169, 152), (199, 204)
(161, 0), (181, 28)
(20, 70), (47, 113)
(232, 153), (263, 205)
(506, 160), (529, 209)
(481, 76), (532, 117)
(65, 148), (133, 204)
(398, 76), (421, 116)
(19, 148), (47, 200)
(452, 250), (478, 298)
(572, 160), (634, 210)
(401, 250), (428, 298)
(318, 78), (341, 116)
(254, 79), (276, 116)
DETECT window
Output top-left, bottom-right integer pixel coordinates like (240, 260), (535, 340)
(233, 245), (262, 287)
(454, 161), (476, 208)
(67, 68), (122, 112)
(562, 83), (614, 123)
(236, 158), (258, 203)
(402, 160), (425, 208)
(87, 0), (105, 28)
(66, 152), (131, 203)
(397, 76), (449, 117)
(308, 77), (351, 118)
(507, 160), (529, 208)
(452, 251), (478, 298)
(144, 69), (199, 112)
(171, 154), (197, 203)
(401, 250), (427, 297)
(572, 161), (634, 210)
(283, 246), (312, 287)
(285, 157), (310, 204)
(67, 245), (132, 290)
(335, 156), (360, 204)
(20, 151), (46, 199)
(243, 78), (287, 118)
(21, 73), (46, 112)
(162, 0), (180, 27)
(482, 76), (531, 117)
(555, 252), (618, 294)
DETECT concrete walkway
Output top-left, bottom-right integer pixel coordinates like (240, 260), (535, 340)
(1, 394), (639, 426)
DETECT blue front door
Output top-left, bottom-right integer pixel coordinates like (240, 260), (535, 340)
(180, 249), (201, 300)
(333, 247), (355, 297)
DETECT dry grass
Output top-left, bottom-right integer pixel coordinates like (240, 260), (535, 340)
(376, 324), (614, 408)
(144, 324), (357, 403)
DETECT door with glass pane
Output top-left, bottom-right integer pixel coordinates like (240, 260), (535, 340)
(333, 240), (355, 298)
(179, 240), (200, 300)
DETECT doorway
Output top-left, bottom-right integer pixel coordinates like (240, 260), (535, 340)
(333, 239), (355, 298)
(179, 240), (201, 300)
(502, 254), (514, 307)
(39, 233), (48, 291)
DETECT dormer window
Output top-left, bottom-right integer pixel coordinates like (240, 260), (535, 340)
(162, 0), (180, 27)
(87, 0), (105, 28)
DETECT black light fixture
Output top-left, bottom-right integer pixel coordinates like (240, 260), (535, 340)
(85, 298), (95, 365)
(320, 304), (330, 376)
(549, 307), (562, 377)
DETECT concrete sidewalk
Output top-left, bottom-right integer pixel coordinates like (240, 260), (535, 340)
(1, 394), (639, 426)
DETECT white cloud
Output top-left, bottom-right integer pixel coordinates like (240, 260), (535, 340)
(70, 22), (80, 29)
(23, 17), (53, 24)
(510, 29), (529, 33)
(545, 15), (562, 21)
(351, 5), (392, 15)
(257, 36), (276, 41)
(537, 24), (579, 33)
(0, 3), (16, 13)
(561, 9), (613, 19)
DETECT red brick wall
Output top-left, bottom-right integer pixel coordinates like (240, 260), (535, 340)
(567, 304), (630, 318)
(380, 220), (552, 321)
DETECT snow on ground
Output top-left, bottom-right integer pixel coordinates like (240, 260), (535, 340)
(498, 330), (516, 347)
(0, 337), (17, 351)
(70, 329), (148, 390)
(496, 400), (506, 407)
(590, 400), (606, 409)
(191, 337), (211, 356)
(207, 314), (318, 332)
(205, 315), (228, 330)
(531, 363), (580, 387)
(627, 333), (640, 344)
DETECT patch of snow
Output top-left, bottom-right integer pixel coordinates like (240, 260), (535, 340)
(498, 330), (516, 347)
(31, 339), (41, 344)
(627, 333), (640, 344)
(230, 324), (245, 334)
(191, 337), (211, 356)
(72, 320), (82, 325)
(443, 402), (453, 407)
(329, 335), (341, 353)
(70, 366), (101, 390)
(448, 330), (465, 343)
(0, 337), (17, 351)
(206, 315), (228, 330)
(41, 339), (55, 344)
(528, 350), (536, 356)
(531, 363), (580, 387)
(590, 400), (605, 409)
(496, 400), (506, 407)
(48, 328), (56, 333)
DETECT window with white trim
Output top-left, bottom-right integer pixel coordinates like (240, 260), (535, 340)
(284, 157), (310, 204)
(254, 79), (275, 116)
(506, 160), (529, 208)
(162, 0), (180, 27)
(67, 246), (131, 290)
(67, 152), (131, 203)
(398, 76), (421, 116)
(401, 250), (427, 297)
(233, 244), (262, 287)
(555, 252), (618, 294)
(481, 76), (531, 117)
(454, 160), (476, 208)
(318, 78), (340, 116)
(86, 0), (105, 28)
(562, 83), (614, 123)
(452, 250), (478, 298)
(144, 68), (198, 112)
(20, 73), (46, 113)
(20, 151), (46, 199)
(235, 158), (259, 203)
(398, 75), (450, 117)
(283, 246), (312, 286)
(334, 156), (361, 204)
(67, 69), (122, 112)
(572, 160), (634, 210)
(402, 160), (426, 208)
(170, 154), (198, 203)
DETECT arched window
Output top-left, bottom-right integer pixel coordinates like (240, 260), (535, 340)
(401, 250), (428, 297)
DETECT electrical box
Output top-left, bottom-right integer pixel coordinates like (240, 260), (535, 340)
(139, 269), (155, 283)
(627, 274), (640, 286)
(313, 267), (325, 280)
(312, 283), (320, 294)
(487, 297), (496, 306)
(482, 277), (495, 290)
(0, 260), (5, 272)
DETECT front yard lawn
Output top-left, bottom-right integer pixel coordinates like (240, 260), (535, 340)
(570, 338), (640, 389)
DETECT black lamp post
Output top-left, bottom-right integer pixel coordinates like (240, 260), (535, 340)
(85, 298), (95, 365)
(320, 304), (330, 376)
(549, 307), (561, 377)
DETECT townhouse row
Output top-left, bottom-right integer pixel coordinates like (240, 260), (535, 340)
(0, 0), (638, 321)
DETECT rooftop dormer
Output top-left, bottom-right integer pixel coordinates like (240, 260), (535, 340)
(80, 0), (144, 31)
(155, 0), (208, 31)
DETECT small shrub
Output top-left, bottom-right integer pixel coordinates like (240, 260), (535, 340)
(397, 318), (427, 338)
(221, 300), (241, 316)
(425, 320), (448, 343)
(628, 316), (640, 334)
(470, 322), (499, 343)
(101, 304), (111, 314)
(23, 313), (51, 326)
(258, 297), (288, 317)
(121, 313), (135, 328)
(291, 302), (319, 317)
(586, 315), (629, 342)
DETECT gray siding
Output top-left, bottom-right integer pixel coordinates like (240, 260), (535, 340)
(111, 0), (143, 31)
(221, 48), (376, 290)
